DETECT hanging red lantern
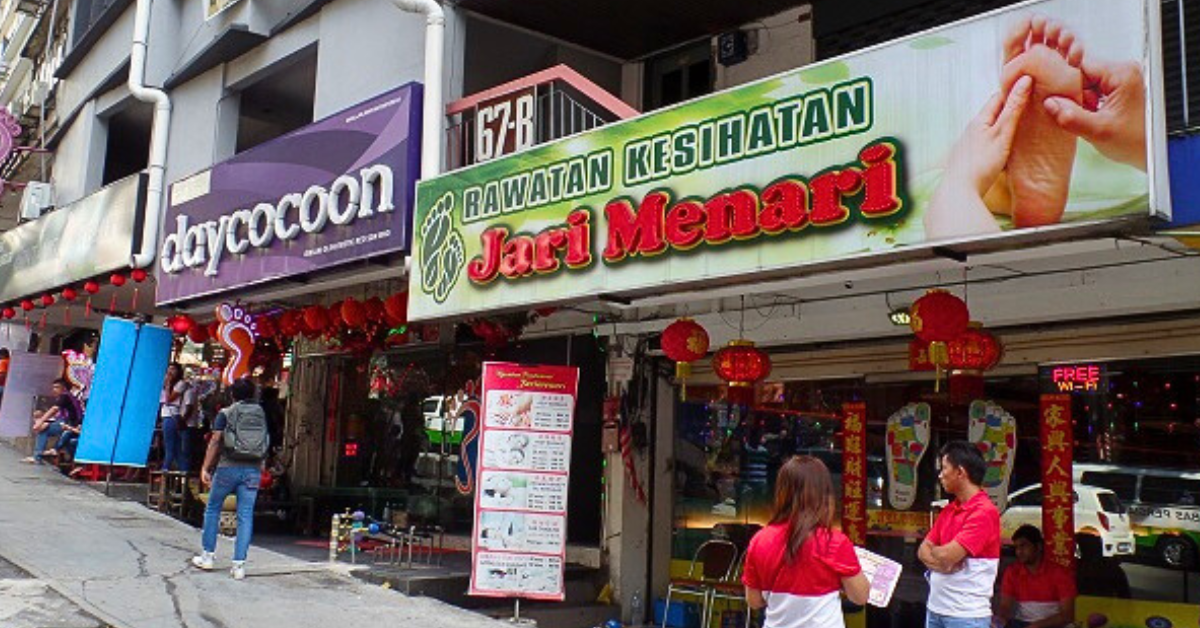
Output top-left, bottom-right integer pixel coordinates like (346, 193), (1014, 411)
(713, 340), (772, 405)
(384, 292), (408, 325)
(62, 288), (77, 301)
(364, 297), (384, 323)
(84, 281), (100, 295)
(40, 294), (55, 307)
(341, 298), (367, 328)
(303, 305), (330, 334)
(130, 268), (148, 282)
(255, 315), (277, 339)
(661, 318), (710, 400)
(278, 310), (300, 337)
(110, 273), (126, 287)
(169, 315), (194, 335)
(20, 300), (34, 312)
(949, 325), (1002, 372)
(187, 324), (210, 344)
(909, 289), (970, 390)
(2, 307), (14, 319)
(327, 301), (345, 329)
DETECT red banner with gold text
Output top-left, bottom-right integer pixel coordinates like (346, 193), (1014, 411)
(1040, 394), (1074, 570)
(842, 401), (868, 545)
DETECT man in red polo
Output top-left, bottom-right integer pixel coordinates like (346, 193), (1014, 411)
(919, 440), (1001, 628)
(996, 525), (1076, 628)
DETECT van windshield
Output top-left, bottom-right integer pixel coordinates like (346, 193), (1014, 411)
(1097, 492), (1126, 514)
(422, 399), (441, 415)
(1081, 472), (1137, 503)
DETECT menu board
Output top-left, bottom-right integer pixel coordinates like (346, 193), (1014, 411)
(469, 362), (579, 600)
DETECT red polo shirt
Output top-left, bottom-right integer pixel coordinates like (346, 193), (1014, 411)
(926, 490), (1001, 617)
(1001, 560), (1075, 622)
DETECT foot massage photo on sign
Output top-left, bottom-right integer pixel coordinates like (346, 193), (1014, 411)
(409, 0), (1166, 323)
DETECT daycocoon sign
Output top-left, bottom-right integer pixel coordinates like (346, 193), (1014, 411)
(156, 83), (422, 305)
(410, 0), (1169, 321)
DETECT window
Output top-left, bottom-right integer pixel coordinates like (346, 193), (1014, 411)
(1081, 472), (1139, 503)
(101, 101), (153, 186)
(1096, 491), (1125, 514)
(644, 41), (712, 111)
(1141, 476), (1200, 506)
(234, 48), (317, 154)
(1009, 488), (1043, 508)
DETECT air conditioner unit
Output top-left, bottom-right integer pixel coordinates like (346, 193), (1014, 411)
(19, 181), (53, 220)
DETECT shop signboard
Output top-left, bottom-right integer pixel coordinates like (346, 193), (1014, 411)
(842, 401), (868, 545)
(410, 0), (1170, 321)
(0, 173), (145, 304)
(470, 362), (579, 601)
(156, 83), (422, 305)
(1039, 394), (1075, 570)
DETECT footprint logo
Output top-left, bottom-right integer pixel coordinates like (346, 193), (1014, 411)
(216, 303), (257, 386)
(969, 400), (1017, 510)
(419, 192), (465, 303)
(886, 402), (931, 511)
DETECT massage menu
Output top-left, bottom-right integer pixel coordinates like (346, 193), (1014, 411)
(469, 362), (579, 600)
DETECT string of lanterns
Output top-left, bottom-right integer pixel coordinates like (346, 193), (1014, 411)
(0, 269), (149, 330)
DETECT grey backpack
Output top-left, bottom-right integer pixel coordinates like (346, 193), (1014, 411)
(221, 402), (270, 461)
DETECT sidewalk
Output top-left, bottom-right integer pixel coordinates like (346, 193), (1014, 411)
(0, 443), (505, 628)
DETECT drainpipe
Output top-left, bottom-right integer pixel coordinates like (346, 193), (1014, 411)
(128, 0), (172, 268)
(389, 0), (443, 179)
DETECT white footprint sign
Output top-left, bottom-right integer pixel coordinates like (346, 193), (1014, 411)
(969, 400), (1017, 511)
(885, 403), (931, 511)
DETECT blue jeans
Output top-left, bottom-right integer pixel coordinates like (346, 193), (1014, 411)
(926, 612), (991, 628)
(161, 416), (190, 472)
(202, 466), (260, 561)
(34, 423), (64, 461)
(57, 430), (80, 456)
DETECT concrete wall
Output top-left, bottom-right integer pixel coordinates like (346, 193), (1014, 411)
(462, 15), (621, 97)
(713, 6), (815, 91)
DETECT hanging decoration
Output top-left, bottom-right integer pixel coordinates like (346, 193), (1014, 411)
(384, 292), (408, 326)
(169, 315), (194, 335)
(341, 298), (367, 329)
(109, 273), (127, 312)
(303, 305), (330, 338)
(187, 324), (210, 344)
(1, 307), (14, 320)
(61, 288), (77, 325)
(660, 317), (710, 400)
(363, 297), (385, 327)
(40, 294), (54, 307)
(130, 267), (148, 309)
(255, 315), (277, 339)
(713, 340), (772, 405)
(909, 289), (970, 391)
(83, 280), (100, 318)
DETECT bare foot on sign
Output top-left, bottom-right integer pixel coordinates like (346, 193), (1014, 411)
(1000, 18), (1085, 227)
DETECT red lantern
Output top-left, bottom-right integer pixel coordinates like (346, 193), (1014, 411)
(20, 300), (34, 312)
(62, 288), (77, 301)
(130, 268), (148, 282)
(661, 318), (710, 400)
(40, 294), (55, 307)
(170, 315), (194, 335)
(364, 297), (384, 323)
(2, 307), (14, 319)
(278, 310), (300, 337)
(255, 315), (277, 339)
(384, 292), (408, 325)
(84, 281), (100, 294)
(207, 321), (220, 339)
(949, 326), (1002, 372)
(910, 289), (969, 390)
(187, 324), (209, 344)
(326, 301), (344, 329)
(303, 305), (330, 334)
(341, 298), (367, 328)
(110, 273), (127, 287)
(713, 340), (772, 405)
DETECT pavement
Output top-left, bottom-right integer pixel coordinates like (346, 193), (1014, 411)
(0, 442), (507, 628)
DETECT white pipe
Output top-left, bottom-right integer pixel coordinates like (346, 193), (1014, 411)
(389, 0), (443, 179)
(128, 0), (172, 269)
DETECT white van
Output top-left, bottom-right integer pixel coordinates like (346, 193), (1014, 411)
(1000, 483), (1135, 559)
(1075, 463), (1200, 569)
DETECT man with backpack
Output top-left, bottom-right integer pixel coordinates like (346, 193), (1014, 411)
(192, 378), (269, 580)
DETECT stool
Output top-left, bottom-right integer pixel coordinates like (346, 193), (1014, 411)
(405, 524), (444, 567)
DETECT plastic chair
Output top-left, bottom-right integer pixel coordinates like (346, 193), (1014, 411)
(707, 551), (749, 628)
(662, 539), (739, 628)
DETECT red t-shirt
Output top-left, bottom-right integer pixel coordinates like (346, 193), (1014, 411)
(926, 490), (1001, 617)
(1001, 560), (1076, 622)
(743, 524), (861, 628)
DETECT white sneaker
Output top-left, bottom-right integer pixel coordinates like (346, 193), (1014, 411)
(230, 561), (245, 580)
(191, 552), (214, 570)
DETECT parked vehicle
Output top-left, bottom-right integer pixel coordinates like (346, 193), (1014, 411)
(932, 482), (1134, 559)
(1075, 463), (1200, 569)
(1000, 483), (1135, 559)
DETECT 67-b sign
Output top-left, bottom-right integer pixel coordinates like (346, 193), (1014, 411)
(475, 88), (536, 163)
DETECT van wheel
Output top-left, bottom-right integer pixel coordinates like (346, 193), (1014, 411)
(1157, 537), (1197, 569)
(1076, 534), (1102, 561)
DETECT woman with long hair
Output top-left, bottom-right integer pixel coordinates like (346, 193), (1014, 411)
(743, 456), (870, 627)
(160, 362), (191, 472)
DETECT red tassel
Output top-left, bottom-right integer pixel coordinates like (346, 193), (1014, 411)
(64, 305), (71, 326)
(39, 312), (46, 329)
(109, 293), (117, 312)
(85, 297), (93, 318)
(24, 314), (30, 331)
(131, 287), (139, 310)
